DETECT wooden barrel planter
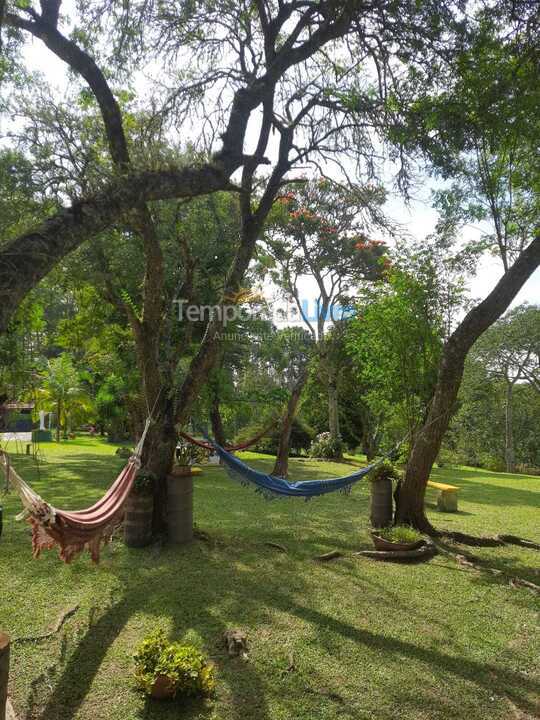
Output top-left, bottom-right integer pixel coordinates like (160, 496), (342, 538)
(370, 477), (393, 529)
(167, 473), (194, 544)
(124, 491), (153, 548)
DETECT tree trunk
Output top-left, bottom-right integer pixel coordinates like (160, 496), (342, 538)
(328, 370), (340, 441)
(210, 395), (227, 447)
(362, 431), (379, 462)
(505, 382), (515, 473)
(396, 233), (540, 532)
(56, 399), (61, 443)
(131, 312), (177, 534)
(326, 361), (342, 460)
(359, 405), (380, 460)
(272, 371), (307, 478)
(143, 401), (177, 535)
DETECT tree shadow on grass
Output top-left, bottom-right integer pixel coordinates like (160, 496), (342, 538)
(431, 467), (540, 508)
(25, 542), (280, 720)
(279, 598), (539, 719)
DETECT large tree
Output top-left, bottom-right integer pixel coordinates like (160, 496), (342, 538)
(2, 0), (471, 529)
(0, 0), (455, 329)
(392, 7), (540, 530)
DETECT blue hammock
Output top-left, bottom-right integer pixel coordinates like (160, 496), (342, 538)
(208, 438), (382, 500)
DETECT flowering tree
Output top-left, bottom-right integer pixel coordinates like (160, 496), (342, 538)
(264, 178), (391, 457)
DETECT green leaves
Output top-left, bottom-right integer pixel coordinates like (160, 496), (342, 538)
(133, 628), (215, 698)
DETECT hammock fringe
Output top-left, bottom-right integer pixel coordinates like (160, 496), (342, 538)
(206, 431), (382, 500)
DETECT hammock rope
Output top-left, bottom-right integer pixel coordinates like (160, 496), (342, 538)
(0, 418), (152, 563)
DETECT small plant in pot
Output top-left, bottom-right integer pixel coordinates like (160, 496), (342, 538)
(371, 525), (424, 552)
(134, 628), (215, 700)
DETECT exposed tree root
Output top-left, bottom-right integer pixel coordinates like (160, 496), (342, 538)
(438, 530), (540, 550)
(440, 531), (505, 547)
(434, 544), (540, 593)
(13, 604), (79, 643)
(497, 534), (540, 551)
(354, 541), (436, 562)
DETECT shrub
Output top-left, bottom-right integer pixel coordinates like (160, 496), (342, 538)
(134, 629), (215, 698)
(515, 464), (540, 477)
(115, 446), (133, 459)
(309, 432), (345, 459)
(477, 453), (506, 473)
(376, 525), (422, 544)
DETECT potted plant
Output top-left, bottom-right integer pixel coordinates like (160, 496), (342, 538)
(371, 525), (424, 552)
(134, 629), (215, 700)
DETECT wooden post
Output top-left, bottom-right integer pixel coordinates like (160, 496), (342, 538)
(0, 632), (9, 720)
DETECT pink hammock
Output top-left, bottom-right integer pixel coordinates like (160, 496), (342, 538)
(179, 422), (274, 452)
(0, 419), (150, 563)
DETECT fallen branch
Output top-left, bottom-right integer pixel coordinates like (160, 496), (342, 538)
(194, 528), (212, 543)
(13, 604), (79, 643)
(314, 550), (343, 562)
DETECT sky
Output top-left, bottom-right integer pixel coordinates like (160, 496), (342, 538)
(12, 17), (539, 319)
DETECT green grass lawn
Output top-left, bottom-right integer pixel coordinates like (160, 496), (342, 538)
(1, 438), (539, 720)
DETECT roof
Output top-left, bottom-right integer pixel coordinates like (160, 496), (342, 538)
(0, 402), (35, 410)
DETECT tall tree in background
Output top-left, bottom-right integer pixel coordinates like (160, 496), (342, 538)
(39, 353), (88, 441)
(346, 264), (444, 454)
(262, 327), (314, 478)
(469, 304), (540, 472)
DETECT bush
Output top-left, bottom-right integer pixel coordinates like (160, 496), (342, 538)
(134, 629), (215, 699)
(477, 453), (506, 473)
(515, 464), (540, 476)
(375, 525), (423, 544)
(309, 432), (345, 459)
(115, 446), (133, 459)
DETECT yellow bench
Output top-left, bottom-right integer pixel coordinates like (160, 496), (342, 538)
(427, 480), (460, 512)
